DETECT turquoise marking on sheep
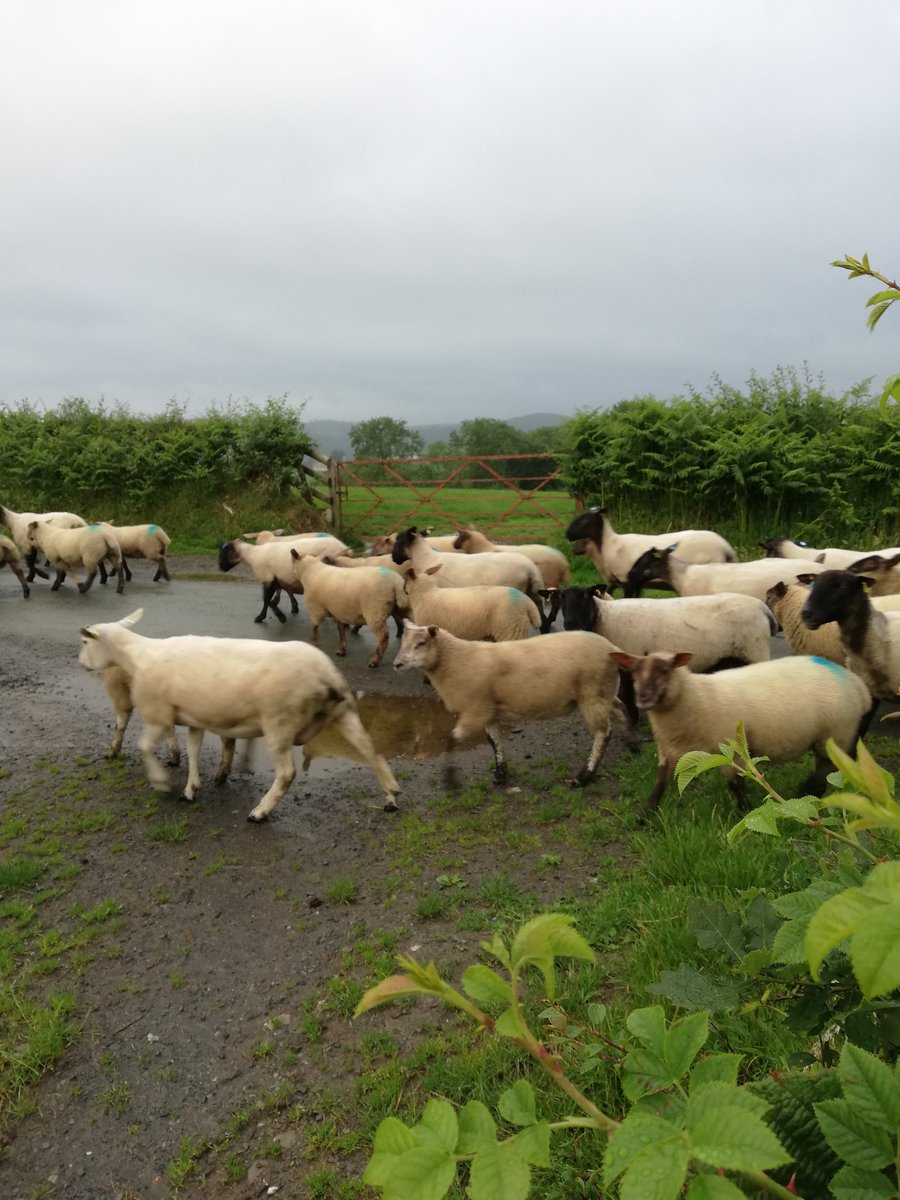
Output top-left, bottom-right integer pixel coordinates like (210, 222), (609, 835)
(88, 522), (101, 529)
(148, 523), (159, 533)
(811, 655), (847, 678)
(377, 568), (395, 577)
(315, 532), (328, 537)
(508, 587), (524, 601)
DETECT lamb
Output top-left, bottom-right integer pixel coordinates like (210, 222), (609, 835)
(26, 520), (125, 593)
(761, 537), (900, 570)
(0, 533), (29, 598)
(95, 522), (171, 584)
(391, 527), (547, 627)
(626, 546), (827, 602)
(801, 569), (900, 704)
(290, 550), (408, 667)
(78, 608), (400, 821)
(452, 526), (570, 625)
(393, 620), (629, 787)
(1, 504), (86, 581)
(565, 508), (737, 595)
(558, 585), (775, 669)
(846, 553), (900, 596)
(403, 565), (541, 641)
(371, 530), (459, 555)
(611, 650), (871, 814)
(218, 534), (347, 623)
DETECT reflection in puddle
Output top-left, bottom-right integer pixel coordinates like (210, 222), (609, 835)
(302, 692), (461, 767)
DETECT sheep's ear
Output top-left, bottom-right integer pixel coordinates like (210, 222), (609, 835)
(672, 652), (693, 669)
(769, 582), (787, 599)
(427, 625), (439, 639)
(425, 564), (442, 576)
(273, 528), (284, 536)
(815, 553), (826, 563)
(120, 608), (144, 628)
(322, 555), (335, 565)
(593, 584), (608, 597)
(80, 626), (98, 639)
(857, 575), (876, 590)
(290, 547), (300, 560)
(407, 569), (417, 581)
(455, 529), (469, 543)
(796, 573), (816, 585)
(610, 651), (637, 669)
(242, 530), (258, 539)
(886, 553), (900, 569)
(538, 587), (557, 598)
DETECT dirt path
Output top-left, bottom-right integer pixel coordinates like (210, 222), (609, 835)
(0, 560), (634, 1199)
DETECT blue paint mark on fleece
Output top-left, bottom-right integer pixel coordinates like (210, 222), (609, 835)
(377, 568), (395, 578)
(810, 655), (847, 678)
(88, 522), (101, 528)
(148, 523), (159, 533)
(507, 588), (524, 601)
(316, 532), (329, 537)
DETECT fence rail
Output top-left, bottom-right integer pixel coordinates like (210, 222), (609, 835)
(333, 452), (576, 541)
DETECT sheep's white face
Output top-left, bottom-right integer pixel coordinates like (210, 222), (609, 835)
(79, 629), (111, 671)
(393, 621), (437, 672)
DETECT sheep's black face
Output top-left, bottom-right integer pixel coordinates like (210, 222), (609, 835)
(801, 570), (865, 629)
(391, 528), (418, 564)
(560, 585), (599, 631)
(760, 538), (784, 558)
(627, 547), (671, 589)
(565, 507), (603, 544)
(218, 542), (237, 572)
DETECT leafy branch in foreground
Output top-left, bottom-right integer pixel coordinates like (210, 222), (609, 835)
(355, 913), (798, 1199)
(831, 253), (900, 408)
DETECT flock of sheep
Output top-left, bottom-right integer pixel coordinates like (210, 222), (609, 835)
(4, 499), (900, 825)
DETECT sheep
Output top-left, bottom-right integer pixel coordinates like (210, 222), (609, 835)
(100, 665), (183, 765)
(391, 527), (547, 628)
(761, 537), (900, 569)
(558, 585), (775, 669)
(78, 608), (400, 821)
(626, 546), (827, 602)
(95, 522), (171, 584)
(452, 526), (570, 625)
(610, 649), (871, 814)
(801, 569), (900, 705)
(26, 520), (125, 593)
(0, 534), (29, 598)
(289, 550), (407, 667)
(846, 552), (900, 596)
(764, 581), (900, 663)
(1, 504), (86, 581)
(393, 620), (630, 788)
(218, 534), (348, 623)
(371, 530), (459, 555)
(403, 564), (541, 641)
(565, 508), (737, 595)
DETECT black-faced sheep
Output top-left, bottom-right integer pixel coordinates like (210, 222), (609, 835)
(218, 534), (347, 623)
(627, 546), (827, 602)
(762, 537), (900, 570)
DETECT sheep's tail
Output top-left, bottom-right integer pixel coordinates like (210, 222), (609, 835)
(103, 532), (123, 564)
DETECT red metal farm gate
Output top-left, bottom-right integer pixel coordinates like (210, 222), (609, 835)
(333, 453), (577, 542)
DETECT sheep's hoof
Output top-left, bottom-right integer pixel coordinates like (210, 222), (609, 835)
(383, 797), (399, 813)
(116, 586), (125, 595)
(167, 754), (181, 768)
(253, 614), (266, 624)
(367, 659), (380, 668)
(493, 765), (509, 785)
(246, 809), (268, 823)
(181, 789), (197, 802)
(214, 773), (228, 787)
(23, 587), (30, 599)
(336, 649), (347, 657)
(151, 782), (173, 795)
(443, 766), (460, 792)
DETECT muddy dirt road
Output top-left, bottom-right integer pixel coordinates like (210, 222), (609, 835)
(0, 562), (638, 1200)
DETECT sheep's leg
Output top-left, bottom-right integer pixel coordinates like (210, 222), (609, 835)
(107, 706), (132, 758)
(330, 708), (400, 811)
(485, 721), (507, 783)
(166, 727), (181, 767)
(289, 591), (299, 614)
(443, 712), (490, 790)
(122, 557), (133, 582)
(535, 594), (553, 635)
(51, 568), (66, 591)
(254, 581), (280, 624)
(573, 704), (614, 786)
(368, 623), (389, 668)
(215, 738), (236, 786)
(183, 728), (203, 800)
(138, 723), (173, 793)
(796, 749), (834, 800)
(616, 671), (641, 748)
(78, 567), (99, 594)
(10, 562), (29, 599)
(247, 735), (296, 822)
(154, 556), (171, 582)
(98, 560), (109, 585)
(24, 548), (45, 582)
(642, 755), (675, 815)
(335, 620), (348, 657)
(114, 560), (126, 594)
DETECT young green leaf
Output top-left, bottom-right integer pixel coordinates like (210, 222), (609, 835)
(686, 1176), (748, 1200)
(850, 906), (900, 999)
(674, 750), (731, 793)
(838, 1043), (900, 1131)
(805, 888), (877, 981)
(467, 1141), (531, 1200)
(498, 1079), (538, 1127)
(829, 1163), (897, 1199)
(815, 1098), (894, 1170)
(456, 1100), (497, 1155)
(689, 1105), (791, 1171)
(462, 965), (513, 1007)
(602, 1110), (684, 1186)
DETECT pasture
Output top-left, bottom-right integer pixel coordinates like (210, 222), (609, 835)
(1, 545), (899, 1199)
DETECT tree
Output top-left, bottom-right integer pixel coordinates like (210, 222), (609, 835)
(348, 416), (424, 461)
(447, 418), (529, 458)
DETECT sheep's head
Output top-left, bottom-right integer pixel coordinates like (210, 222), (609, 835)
(393, 619), (439, 672)
(627, 546), (674, 590)
(218, 541), (240, 571)
(610, 650), (692, 710)
(801, 570), (874, 630)
(25, 520), (43, 547)
(391, 527), (419, 565)
(565, 507), (605, 545)
(370, 534), (396, 556)
(558, 584), (607, 631)
(78, 609), (143, 671)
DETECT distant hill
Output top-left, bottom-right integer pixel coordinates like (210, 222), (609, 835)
(305, 412), (568, 459)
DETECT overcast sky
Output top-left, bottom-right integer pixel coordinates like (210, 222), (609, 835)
(2, 1), (898, 426)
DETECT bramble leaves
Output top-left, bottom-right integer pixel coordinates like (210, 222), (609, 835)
(805, 864), (900, 997)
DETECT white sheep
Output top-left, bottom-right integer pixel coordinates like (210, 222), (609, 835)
(371, 530), (459, 555)
(1, 503), (86, 581)
(611, 649), (871, 813)
(393, 620), (629, 787)
(846, 552), (900, 596)
(218, 534), (347, 623)
(391, 527), (545, 615)
(627, 546), (827, 602)
(761, 537), (900, 569)
(26, 520), (125, 593)
(451, 526), (570, 586)
(403, 565), (541, 641)
(290, 551), (407, 667)
(100, 665), (183, 765)
(0, 534), (29, 598)
(95, 522), (171, 584)
(801, 569), (900, 704)
(565, 508), (737, 595)
(559, 585), (775, 669)
(78, 608), (400, 821)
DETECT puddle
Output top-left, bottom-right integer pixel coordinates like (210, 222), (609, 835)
(302, 692), (460, 769)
